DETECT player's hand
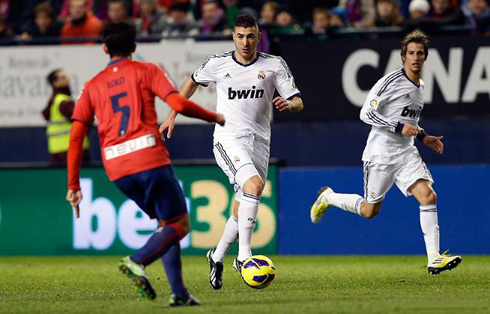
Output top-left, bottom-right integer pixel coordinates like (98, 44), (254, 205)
(216, 113), (225, 126)
(273, 97), (291, 112)
(401, 124), (419, 137)
(66, 189), (83, 219)
(423, 135), (444, 154)
(159, 117), (176, 139)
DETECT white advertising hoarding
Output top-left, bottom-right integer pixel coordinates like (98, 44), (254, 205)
(0, 40), (233, 127)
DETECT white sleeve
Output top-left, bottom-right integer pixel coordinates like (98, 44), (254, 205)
(191, 56), (217, 87)
(359, 79), (400, 132)
(273, 57), (301, 99)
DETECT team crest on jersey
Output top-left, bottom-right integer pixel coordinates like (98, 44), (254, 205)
(258, 71), (266, 80)
(370, 99), (379, 109)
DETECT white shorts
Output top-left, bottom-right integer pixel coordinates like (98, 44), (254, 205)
(363, 151), (434, 204)
(213, 133), (270, 200)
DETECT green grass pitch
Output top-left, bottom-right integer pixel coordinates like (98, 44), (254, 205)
(1, 256), (489, 313)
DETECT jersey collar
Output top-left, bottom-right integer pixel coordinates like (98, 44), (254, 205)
(232, 51), (259, 67)
(401, 68), (420, 88)
(108, 57), (131, 67)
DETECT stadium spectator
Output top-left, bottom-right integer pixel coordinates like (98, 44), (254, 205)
(43, 69), (89, 166)
(161, 1), (198, 36)
(311, 7), (330, 34)
(329, 6), (347, 27)
(19, 2), (62, 40)
(0, 11), (13, 38)
(59, 0), (93, 20)
(403, 0), (431, 31)
(0, 0), (9, 19)
(61, 0), (103, 42)
(408, 0), (430, 19)
(273, 5), (302, 33)
(466, 0), (490, 31)
(4, 0), (28, 34)
(107, 0), (129, 23)
(429, 0), (466, 24)
(134, 0), (167, 36)
(199, 0), (227, 34)
(373, 0), (404, 27)
(259, 1), (278, 26)
(223, 0), (239, 29)
(344, 0), (376, 28)
(404, 0), (465, 32)
(292, 0), (340, 24)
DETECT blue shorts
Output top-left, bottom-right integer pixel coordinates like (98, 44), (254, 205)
(114, 165), (187, 221)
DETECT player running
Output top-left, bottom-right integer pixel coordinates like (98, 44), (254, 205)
(310, 31), (461, 275)
(65, 22), (224, 306)
(160, 14), (303, 289)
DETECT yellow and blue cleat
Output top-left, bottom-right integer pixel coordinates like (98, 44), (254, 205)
(310, 186), (333, 224)
(118, 256), (156, 300)
(428, 251), (462, 275)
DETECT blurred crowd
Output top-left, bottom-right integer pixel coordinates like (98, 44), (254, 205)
(0, 0), (489, 42)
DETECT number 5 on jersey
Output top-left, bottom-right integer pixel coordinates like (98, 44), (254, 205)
(111, 92), (130, 136)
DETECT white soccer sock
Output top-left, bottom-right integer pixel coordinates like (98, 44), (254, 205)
(324, 192), (363, 216)
(212, 215), (239, 262)
(237, 193), (260, 262)
(420, 204), (440, 264)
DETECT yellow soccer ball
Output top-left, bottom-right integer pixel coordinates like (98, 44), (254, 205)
(241, 255), (276, 289)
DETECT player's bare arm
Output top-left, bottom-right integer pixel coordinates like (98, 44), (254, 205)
(273, 96), (303, 112)
(66, 120), (89, 218)
(160, 77), (201, 138)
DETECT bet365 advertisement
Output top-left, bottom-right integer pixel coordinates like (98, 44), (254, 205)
(0, 165), (277, 256)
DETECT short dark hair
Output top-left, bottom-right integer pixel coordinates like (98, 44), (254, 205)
(234, 13), (258, 29)
(108, 0), (126, 8)
(401, 30), (429, 60)
(35, 2), (54, 17)
(170, 1), (189, 12)
(47, 69), (61, 87)
(103, 22), (137, 57)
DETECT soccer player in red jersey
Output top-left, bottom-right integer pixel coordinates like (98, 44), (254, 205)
(66, 21), (224, 306)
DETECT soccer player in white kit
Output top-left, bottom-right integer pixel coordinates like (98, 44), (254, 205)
(160, 14), (303, 289)
(310, 31), (461, 275)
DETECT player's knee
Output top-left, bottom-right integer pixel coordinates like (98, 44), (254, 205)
(179, 219), (190, 236)
(243, 175), (264, 196)
(360, 203), (380, 219)
(421, 190), (437, 205)
(170, 214), (190, 238)
(362, 210), (378, 219)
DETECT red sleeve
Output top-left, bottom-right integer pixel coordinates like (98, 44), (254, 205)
(148, 63), (178, 100)
(68, 121), (89, 190)
(72, 84), (95, 125)
(165, 93), (219, 123)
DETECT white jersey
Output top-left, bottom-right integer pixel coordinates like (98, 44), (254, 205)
(192, 51), (300, 143)
(360, 68), (425, 164)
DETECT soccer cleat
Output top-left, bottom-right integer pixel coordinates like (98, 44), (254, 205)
(428, 251), (462, 275)
(118, 256), (156, 300)
(206, 249), (224, 290)
(169, 293), (201, 307)
(310, 186), (334, 223)
(233, 258), (245, 280)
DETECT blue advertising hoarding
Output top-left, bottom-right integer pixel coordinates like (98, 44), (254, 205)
(278, 164), (490, 255)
